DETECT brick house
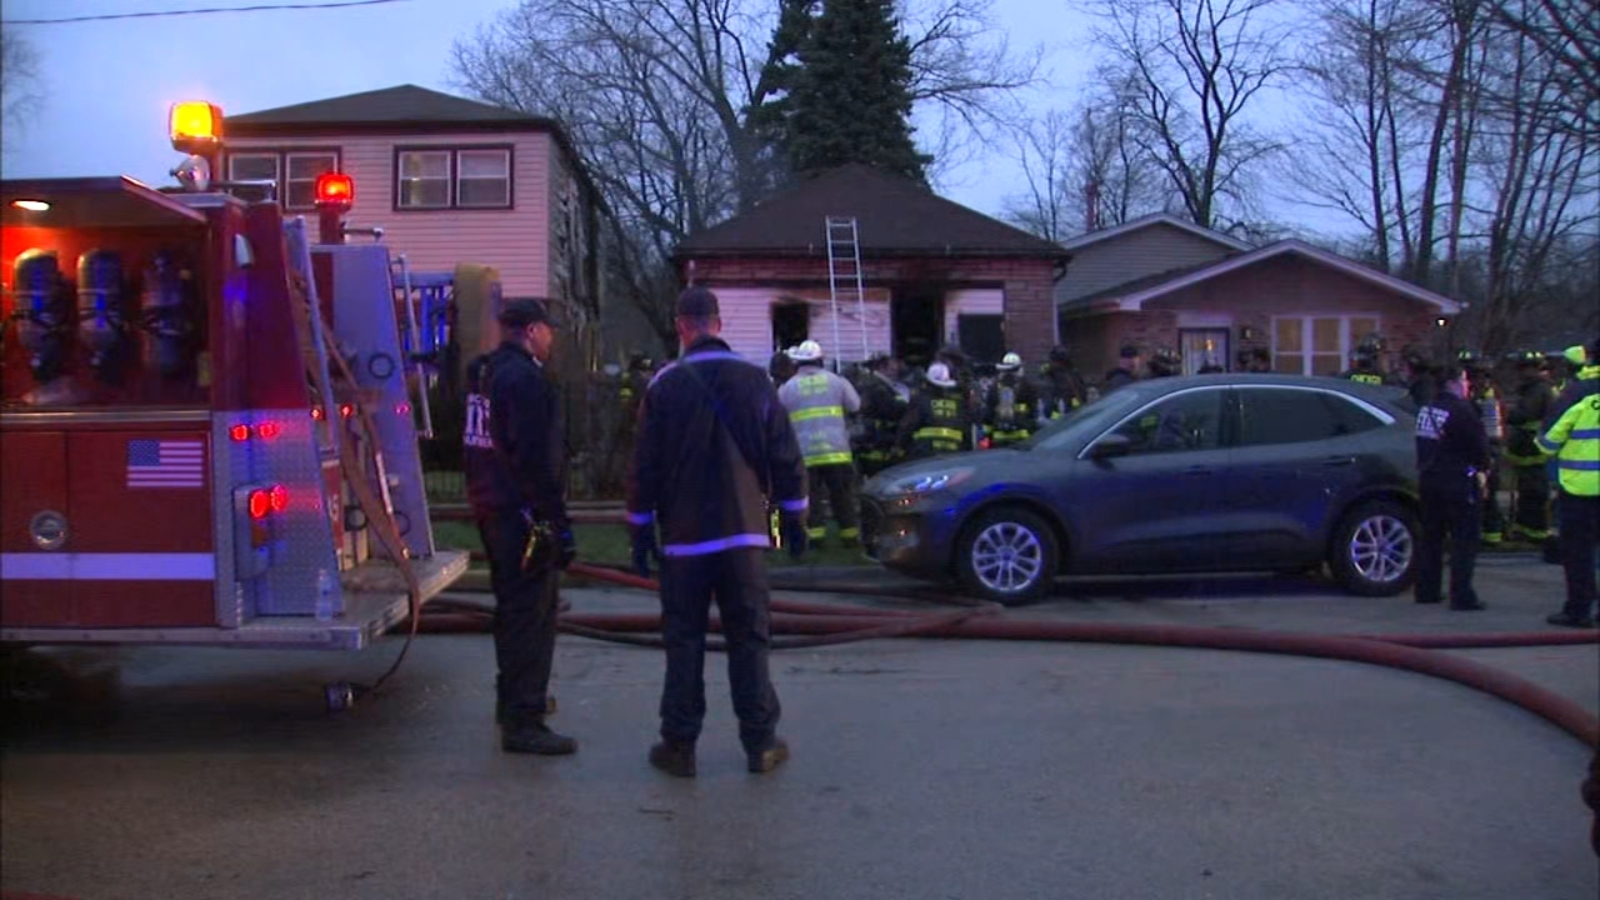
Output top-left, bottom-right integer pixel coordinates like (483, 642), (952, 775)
(223, 85), (606, 345)
(673, 164), (1069, 369)
(1054, 214), (1463, 381)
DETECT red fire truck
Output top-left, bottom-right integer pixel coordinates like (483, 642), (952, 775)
(1, 102), (470, 668)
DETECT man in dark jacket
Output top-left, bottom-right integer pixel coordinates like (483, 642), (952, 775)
(1505, 350), (1555, 542)
(855, 353), (910, 476)
(1104, 345), (1142, 394)
(1414, 362), (1492, 610)
(463, 299), (577, 755)
(627, 286), (809, 778)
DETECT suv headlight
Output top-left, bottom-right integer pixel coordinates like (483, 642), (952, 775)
(889, 467), (974, 496)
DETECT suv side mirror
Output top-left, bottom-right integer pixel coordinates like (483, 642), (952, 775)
(1088, 433), (1132, 460)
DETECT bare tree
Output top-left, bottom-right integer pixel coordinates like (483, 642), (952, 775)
(1088, 0), (1294, 229)
(452, 0), (1039, 347)
(1, 26), (43, 154)
(1484, 0), (1600, 136)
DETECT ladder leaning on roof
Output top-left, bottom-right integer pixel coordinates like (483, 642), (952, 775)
(825, 216), (870, 369)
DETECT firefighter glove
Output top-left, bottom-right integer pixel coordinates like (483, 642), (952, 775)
(631, 525), (660, 577)
(780, 512), (809, 559)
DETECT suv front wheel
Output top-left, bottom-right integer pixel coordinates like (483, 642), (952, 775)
(955, 506), (1060, 605)
(1328, 499), (1418, 596)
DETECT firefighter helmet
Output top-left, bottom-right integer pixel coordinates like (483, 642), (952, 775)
(1457, 349), (1488, 370)
(1355, 332), (1387, 360)
(1049, 345), (1071, 365)
(997, 352), (1022, 372)
(925, 361), (958, 388)
(1507, 349), (1546, 367)
(789, 339), (823, 363)
(1147, 346), (1181, 378)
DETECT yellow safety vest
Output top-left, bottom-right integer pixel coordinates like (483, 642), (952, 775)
(1538, 376), (1600, 497)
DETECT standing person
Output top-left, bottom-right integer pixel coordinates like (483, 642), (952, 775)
(769, 347), (798, 387)
(1239, 346), (1273, 373)
(1338, 334), (1390, 385)
(1038, 345), (1087, 419)
(898, 361), (973, 459)
(1539, 337), (1600, 628)
(1458, 350), (1507, 545)
(983, 352), (1041, 447)
(1413, 362), (1492, 611)
(626, 286), (809, 777)
(856, 353), (911, 477)
(1401, 346), (1439, 407)
(1103, 345), (1142, 393)
(463, 299), (578, 755)
(1505, 350), (1555, 543)
(1145, 346), (1181, 379)
(779, 340), (863, 548)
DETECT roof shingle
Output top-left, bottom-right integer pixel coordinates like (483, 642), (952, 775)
(674, 164), (1068, 259)
(226, 84), (547, 129)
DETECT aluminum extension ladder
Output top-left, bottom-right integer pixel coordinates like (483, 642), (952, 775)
(825, 216), (870, 368)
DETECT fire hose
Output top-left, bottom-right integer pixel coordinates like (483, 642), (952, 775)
(400, 561), (1600, 749)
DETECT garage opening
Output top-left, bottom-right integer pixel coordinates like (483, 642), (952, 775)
(891, 287), (943, 368)
(771, 300), (809, 352)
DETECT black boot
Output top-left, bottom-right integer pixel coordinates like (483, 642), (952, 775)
(648, 740), (697, 777)
(1547, 611), (1597, 629)
(496, 694), (556, 725)
(746, 737), (790, 774)
(502, 723), (577, 755)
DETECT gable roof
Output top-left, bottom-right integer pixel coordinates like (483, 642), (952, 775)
(1067, 239), (1462, 314)
(674, 164), (1069, 260)
(1060, 212), (1253, 253)
(226, 85), (547, 131)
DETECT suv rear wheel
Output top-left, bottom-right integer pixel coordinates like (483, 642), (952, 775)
(1328, 500), (1418, 596)
(955, 507), (1059, 605)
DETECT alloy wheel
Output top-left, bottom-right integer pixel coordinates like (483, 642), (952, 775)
(971, 521), (1045, 594)
(1348, 514), (1413, 584)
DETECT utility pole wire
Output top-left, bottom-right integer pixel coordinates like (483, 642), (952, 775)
(3, 0), (411, 26)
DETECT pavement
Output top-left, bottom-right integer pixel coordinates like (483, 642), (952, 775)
(2, 555), (1597, 900)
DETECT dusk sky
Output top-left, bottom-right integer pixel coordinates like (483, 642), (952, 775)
(1, 0), (1339, 237)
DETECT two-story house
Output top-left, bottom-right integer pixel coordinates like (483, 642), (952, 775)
(224, 84), (606, 354)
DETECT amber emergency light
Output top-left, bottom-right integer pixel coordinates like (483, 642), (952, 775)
(169, 102), (224, 155)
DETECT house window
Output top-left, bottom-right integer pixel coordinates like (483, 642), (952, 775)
(1272, 315), (1381, 376)
(224, 149), (340, 209)
(395, 147), (513, 210)
(284, 152), (338, 209)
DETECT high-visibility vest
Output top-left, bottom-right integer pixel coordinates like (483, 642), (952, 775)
(779, 368), (857, 467)
(1538, 374), (1600, 497)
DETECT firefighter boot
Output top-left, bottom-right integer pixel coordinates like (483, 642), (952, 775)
(747, 736), (790, 774)
(648, 739), (697, 778)
(502, 722), (578, 755)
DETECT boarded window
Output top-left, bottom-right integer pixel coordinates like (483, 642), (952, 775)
(1272, 316), (1383, 376)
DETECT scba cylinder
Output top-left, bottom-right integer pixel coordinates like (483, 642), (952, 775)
(12, 249), (71, 383)
(140, 252), (196, 378)
(77, 249), (128, 379)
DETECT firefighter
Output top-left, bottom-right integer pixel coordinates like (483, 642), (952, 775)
(982, 352), (1040, 448)
(1038, 345), (1088, 419)
(610, 354), (652, 493)
(1146, 346), (1181, 378)
(779, 340), (863, 548)
(626, 286), (808, 777)
(1398, 344), (1438, 406)
(1338, 333), (1390, 385)
(1414, 361), (1492, 610)
(1104, 345), (1142, 393)
(1505, 350), (1555, 543)
(898, 361), (972, 459)
(1458, 350), (1507, 545)
(464, 299), (577, 755)
(1539, 336), (1600, 629)
(856, 352), (911, 477)
(769, 347), (798, 387)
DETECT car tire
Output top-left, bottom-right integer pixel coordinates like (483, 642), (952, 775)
(955, 506), (1059, 605)
(1328, 500), (1418, 596)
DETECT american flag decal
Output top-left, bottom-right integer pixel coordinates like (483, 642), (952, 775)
(126, 439), (205, 489)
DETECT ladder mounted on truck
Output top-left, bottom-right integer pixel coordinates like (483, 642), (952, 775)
(825, 216), (870, 369)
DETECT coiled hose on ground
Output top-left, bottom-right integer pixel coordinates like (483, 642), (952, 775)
(406, 561), (1600, 748)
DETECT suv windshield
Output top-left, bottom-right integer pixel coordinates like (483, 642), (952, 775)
(1024, 388), (1151, 451)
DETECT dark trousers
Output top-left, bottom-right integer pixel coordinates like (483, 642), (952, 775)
(659, 548), (780, 753)
(1416, 476), (1481, 607)
(1559, 491), (1600, 618)
(806, 462), (860, 538)
(1514, 464), (1551, 533)
(477, 508), (559, 726)
(1481, 461), (1505, 539)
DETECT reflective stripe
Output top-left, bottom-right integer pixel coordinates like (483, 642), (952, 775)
(915, 427), (964, 441)
(1536, 435), (1561, 454)
(1570, 429), (1600, 440)
(791, 405), (845, 421)
(805, 527), (827, 539)
(1560, 459), (1600, 471)
(805, 452), (853, 466)
(837, 527), (860, 539)
(1, 552), (216, 581)
(627, 510), (654, 526)
(661, 533), (771, 557)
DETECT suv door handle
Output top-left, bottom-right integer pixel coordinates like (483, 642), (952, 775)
(1322, 456), (1356, 467)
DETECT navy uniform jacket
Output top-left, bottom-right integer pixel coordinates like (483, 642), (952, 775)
(463, 342), (569, 529)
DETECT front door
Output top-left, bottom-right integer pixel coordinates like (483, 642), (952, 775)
(1180, 329), (1230, 374)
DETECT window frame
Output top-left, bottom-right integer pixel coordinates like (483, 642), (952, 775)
(392, 144), (516, 212)
(223, 147), (341, 210)
(1270, 314), (1383, 376)
(282, 151), (341, 211)
(1233, 384), (1392, 448)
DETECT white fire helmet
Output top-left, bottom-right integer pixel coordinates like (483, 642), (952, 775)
(998, 352), (1022, 371)
(926, 361), (958, 388)
(789, 339), (824, 363)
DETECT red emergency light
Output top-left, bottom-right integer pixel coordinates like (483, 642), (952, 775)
(257, 422), (282, 440)
(229, 424), (250, 442)
(269, 484), (289, 514)
(315, 172), (355, 208)
(248, 488), (271, 520)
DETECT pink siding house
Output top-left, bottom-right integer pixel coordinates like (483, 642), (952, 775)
(223, 85), (604, 323)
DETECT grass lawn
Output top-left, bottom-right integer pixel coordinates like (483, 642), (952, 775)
(431, 519), (872, 569)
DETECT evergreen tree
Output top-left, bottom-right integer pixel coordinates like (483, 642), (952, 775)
(783, 0), (931, 183)
(747, 0), (818, 192)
